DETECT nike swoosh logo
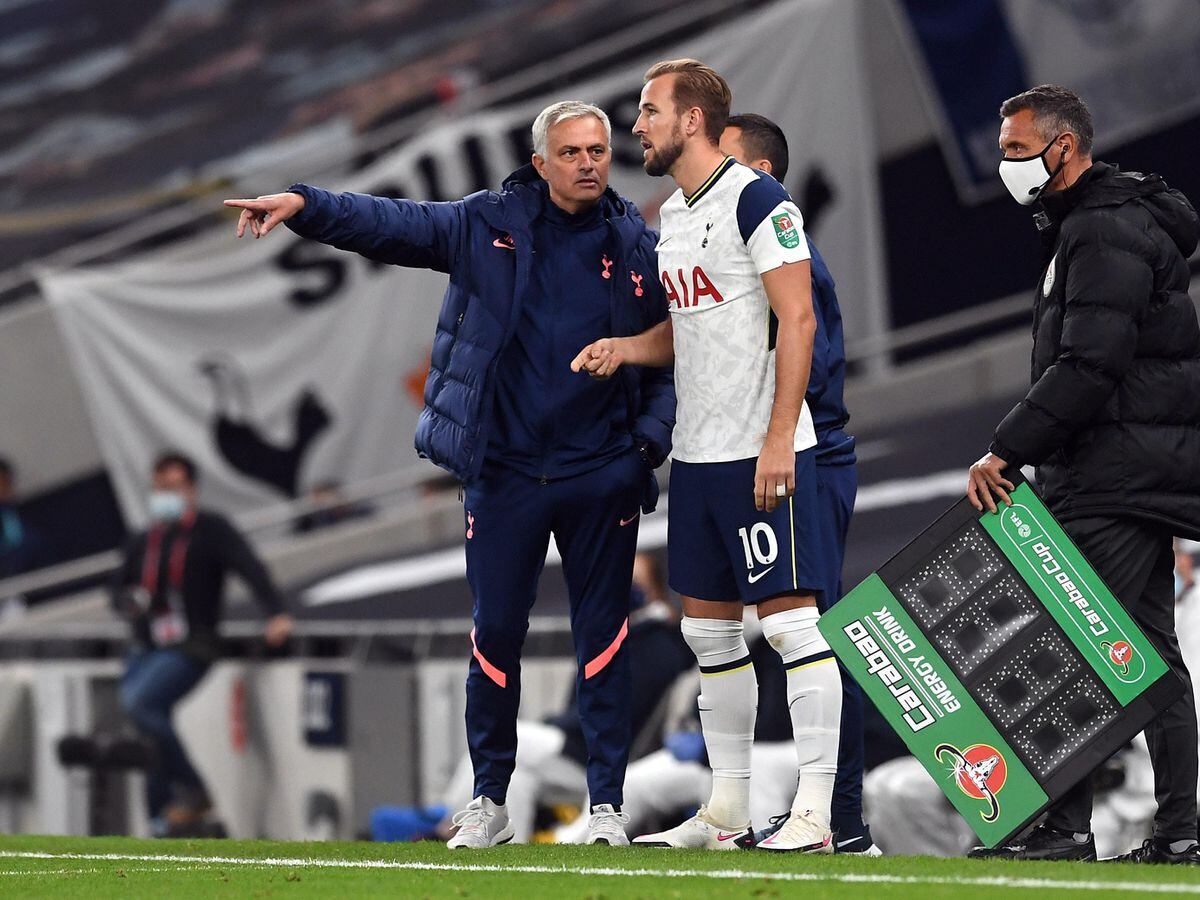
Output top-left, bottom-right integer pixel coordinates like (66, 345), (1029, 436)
(492, 236), (515, 250)
(747, 566), (775, 584)
(619, 514), (640, 526)
(657, 236), (672, 248)
(837, 835), (863, 848)
(716, 831), (743, 842)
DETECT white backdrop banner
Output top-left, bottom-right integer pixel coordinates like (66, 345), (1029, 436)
(40, 0), (884, 527)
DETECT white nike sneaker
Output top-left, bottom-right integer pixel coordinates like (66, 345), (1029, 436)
(755, 809), (833, 853)
(632, 805), (753, 849)
(446, 796), (515, 849)
(586, 804), (630, 846)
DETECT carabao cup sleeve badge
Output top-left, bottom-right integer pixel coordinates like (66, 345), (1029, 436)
(772, 213), (800, 249)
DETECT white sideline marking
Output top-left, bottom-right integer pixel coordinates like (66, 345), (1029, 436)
(0, 865), (214, 876)
(0, 851), (1198, 894)
(0, 868), (105, 876)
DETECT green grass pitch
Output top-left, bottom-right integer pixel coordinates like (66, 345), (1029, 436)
(1, 834), (1199, 898)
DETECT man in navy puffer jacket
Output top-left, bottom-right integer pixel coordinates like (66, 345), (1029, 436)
(226, 101), (674, 848)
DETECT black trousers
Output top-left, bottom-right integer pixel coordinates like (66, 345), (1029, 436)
(1043, 516), (1198, 844)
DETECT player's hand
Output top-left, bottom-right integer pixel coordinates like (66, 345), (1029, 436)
(570, 338), (626, 379)
(263, 613), (295, 647)
(223, 193), (306, 239)
(966, 452), (1013, 513)
(755, 433), (795, 513)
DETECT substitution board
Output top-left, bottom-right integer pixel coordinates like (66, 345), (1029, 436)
(819, 474), (1183, 848)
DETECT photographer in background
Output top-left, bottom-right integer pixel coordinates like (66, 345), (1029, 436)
(110, 451), (294, 836)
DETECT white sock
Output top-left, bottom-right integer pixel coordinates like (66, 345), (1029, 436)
(760, 606), (841, 826)
(680, 616), (756, 828)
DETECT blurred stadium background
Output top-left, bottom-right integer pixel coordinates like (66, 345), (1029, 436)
(0, 0), (1198, 848)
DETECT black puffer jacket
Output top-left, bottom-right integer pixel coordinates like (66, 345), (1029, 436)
(991, 162), (1200, 537)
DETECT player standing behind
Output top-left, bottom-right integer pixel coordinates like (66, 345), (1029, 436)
(720, 114), (876, 855)
(572, 59), (840, 853)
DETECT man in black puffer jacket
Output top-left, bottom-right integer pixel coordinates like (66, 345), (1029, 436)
(967, 85), (1200, 864)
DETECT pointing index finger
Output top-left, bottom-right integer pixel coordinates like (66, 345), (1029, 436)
(223, 198), (266, 210)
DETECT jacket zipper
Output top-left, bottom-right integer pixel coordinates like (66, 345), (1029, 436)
(469, 220), (527, 482)
(534, 245), (551, 483)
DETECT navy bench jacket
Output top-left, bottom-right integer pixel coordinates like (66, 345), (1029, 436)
(287, 165), (675, 511)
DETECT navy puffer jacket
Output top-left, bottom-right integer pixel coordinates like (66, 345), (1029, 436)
(286, 166), (674, 509)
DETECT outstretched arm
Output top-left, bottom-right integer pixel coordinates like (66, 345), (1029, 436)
(225, 186), (466, 273)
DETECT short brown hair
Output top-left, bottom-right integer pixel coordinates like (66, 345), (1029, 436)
(999, 84), (1094, 156)
(644, 58), (732, 145)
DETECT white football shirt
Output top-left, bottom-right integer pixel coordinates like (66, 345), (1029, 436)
(657, 157), (816, 463)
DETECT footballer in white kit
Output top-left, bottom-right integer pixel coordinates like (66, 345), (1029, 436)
(661, 153), (816, 465)
(573, 59), (842, 855)
(657, 155), (825, 606)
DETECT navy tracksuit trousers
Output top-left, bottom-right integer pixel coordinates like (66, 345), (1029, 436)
(463, 449), (646, 808)
(814, 460), (867, 830)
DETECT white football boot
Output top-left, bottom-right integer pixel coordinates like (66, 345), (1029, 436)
(632, 805), (754, 849)
(585, 804), (631, 846)
(755, 809), (834, 853)
(446, 796), (515, 849)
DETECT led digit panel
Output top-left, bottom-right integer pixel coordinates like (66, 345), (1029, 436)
(820, 474), (1183, 848)
(894, 521), (1121, 781)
